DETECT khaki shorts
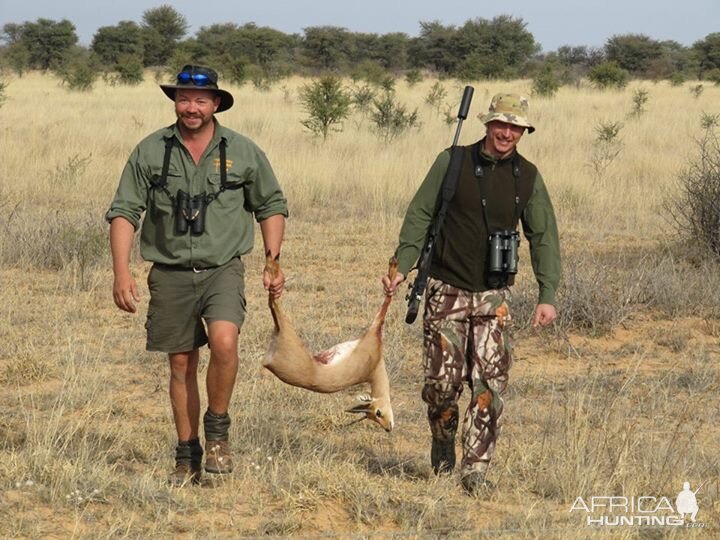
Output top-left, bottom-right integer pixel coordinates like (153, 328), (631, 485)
(145, 258), (246, 353)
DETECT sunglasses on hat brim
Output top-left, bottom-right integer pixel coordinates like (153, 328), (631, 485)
(176, 72), (213, 87)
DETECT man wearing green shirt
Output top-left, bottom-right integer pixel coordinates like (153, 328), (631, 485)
(383, 93), (560, 495)
(106, 65), (288, 486)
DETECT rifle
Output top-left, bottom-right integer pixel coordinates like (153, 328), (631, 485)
(405, 85), (474, 324)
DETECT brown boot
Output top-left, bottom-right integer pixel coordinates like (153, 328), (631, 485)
(169, 462), (201, 486)
(168, 438), (203, 486)
(205, 440), (233, 474)
(461, 470), (493, 496)
(204, 410), (233, 474)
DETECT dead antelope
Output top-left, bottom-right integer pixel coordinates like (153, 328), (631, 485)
(263, 255), (397, 432)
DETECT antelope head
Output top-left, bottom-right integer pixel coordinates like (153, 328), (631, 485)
(346, 394), (394, 432)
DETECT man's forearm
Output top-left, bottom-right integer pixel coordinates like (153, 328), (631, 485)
(110, 217), (136, 275)
(260, 214), (285, 259)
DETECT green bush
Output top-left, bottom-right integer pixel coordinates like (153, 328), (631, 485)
(225, 58), (249, 86)
(587, 61), (629, 89)
(350, 84), (376, 115)
(371, 90), (419, 142)
(629, 88), (649, 117)
(58, 58), (99, 92)
(588, 121), (623, 182)
(425, 82), (447, 113)
(299, 76), (351, 141)
(705, 68), (720, 85)
(404, 69), (423, 87)
(115, 54), (144, 85)
(246, 64), (271, 91)
(350, 60), (387, 86)
(532, 65), (560, 97)
(668, 72), (686, 86)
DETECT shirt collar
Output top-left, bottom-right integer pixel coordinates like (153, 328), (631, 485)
(477, 137), (518, 164)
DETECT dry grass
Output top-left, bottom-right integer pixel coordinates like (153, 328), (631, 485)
(0, 72), (718, 538)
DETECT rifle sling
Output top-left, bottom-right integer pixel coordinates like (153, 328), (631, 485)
(412, 145), (465, 277)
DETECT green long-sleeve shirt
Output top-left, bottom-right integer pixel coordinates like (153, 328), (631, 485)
(106, 121), (288, 268)
(395, 145), (561, 305)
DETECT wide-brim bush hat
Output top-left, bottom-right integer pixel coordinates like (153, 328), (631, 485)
(160, 64), (234, 113)
(478, 93), (535, 133)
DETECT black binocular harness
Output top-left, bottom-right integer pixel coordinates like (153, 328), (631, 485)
(148, 136), (240, 215)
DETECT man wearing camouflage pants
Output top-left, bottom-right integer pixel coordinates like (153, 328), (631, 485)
(383, 93), (560, 494)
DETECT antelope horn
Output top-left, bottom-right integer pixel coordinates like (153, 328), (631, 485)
(345, 400), (373, 414)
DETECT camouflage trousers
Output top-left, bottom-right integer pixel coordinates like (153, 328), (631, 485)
(421, 277), (513, 475)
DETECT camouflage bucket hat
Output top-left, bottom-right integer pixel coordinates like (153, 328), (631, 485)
(478, 93), (535, 133)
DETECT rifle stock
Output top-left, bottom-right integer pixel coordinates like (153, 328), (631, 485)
(405, 85), (474, 324)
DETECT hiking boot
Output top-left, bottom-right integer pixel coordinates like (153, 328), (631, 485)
(168, 438), (203, 486)
(168, 462), (201, 486)
(205, 440), (233, 474)
(461, 470), (493, 496)
(431, 438), (456, 475)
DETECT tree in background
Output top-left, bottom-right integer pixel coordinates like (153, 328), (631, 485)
(651, 40), (694, 80)
(455, 15), (539, 79)
(91, 21), (144, 67)
(604, 34), (663, 78)
(414, 21), (458, 75)
(375, 33), (410, 70)
(0, 9), (714, 87)
(414, 16), (538, 79)
(301, 26), (354, 71)
(194, 23), (296, 82)
(554, 45), (605, 82)
(1, 23), (31, 75)
(2, 18), (77, 71)
(141, 5), (188, 67)
(692, 33), (720, 79)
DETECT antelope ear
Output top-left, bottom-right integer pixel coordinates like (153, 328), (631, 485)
(355, 394), (372, 402)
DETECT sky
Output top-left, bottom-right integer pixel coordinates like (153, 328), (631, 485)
(1, 0), (717, 52)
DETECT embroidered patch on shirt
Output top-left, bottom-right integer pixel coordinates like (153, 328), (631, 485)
(214, 158), (233, 172)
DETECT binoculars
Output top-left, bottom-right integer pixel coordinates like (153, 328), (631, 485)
(175, 190), (207, 235)
(488, 230), (519, 275)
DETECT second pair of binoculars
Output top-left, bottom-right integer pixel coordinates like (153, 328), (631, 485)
(175, 190), (207, 235)
(488, 229), (520, 275)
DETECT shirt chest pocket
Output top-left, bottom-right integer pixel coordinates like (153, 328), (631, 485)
(148, 165), (183, 216)
(207, 170), (249, 210)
